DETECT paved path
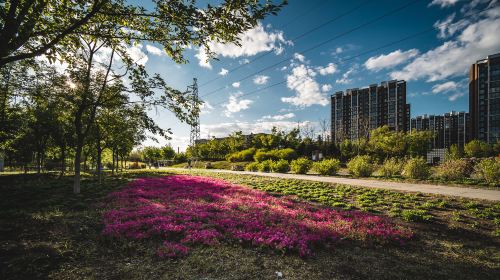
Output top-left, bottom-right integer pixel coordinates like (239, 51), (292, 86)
(165, 168), (500, 202)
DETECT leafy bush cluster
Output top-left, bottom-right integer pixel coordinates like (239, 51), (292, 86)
(473, 158), (500, 184)
(290, 158), (313, 174)
(312, 159), (340, 176)
(402, 157), (430, 179)
(254, 148), (297, 162)
(378, 158), (403, 178)
(434, 159), (472, 181)
(347, 155), (374, 177)
(226, 148), (257, 162)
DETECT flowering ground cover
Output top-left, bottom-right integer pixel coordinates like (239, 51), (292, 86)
(102, 175), (412, 257)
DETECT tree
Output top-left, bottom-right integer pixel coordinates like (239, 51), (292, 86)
(406, 130), (433, 157)
(0, 0), (286, 68)
(368, 126), (406, 160)
(445, 144), (463, 160)
(161, 145), (176, 160)
(464, 140), (491, 158)
(143, 146), (163, 168)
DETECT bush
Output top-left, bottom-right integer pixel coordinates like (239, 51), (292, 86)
(258, 160), (273, 173)
(378, 158), (402, 178)
(244, 162), (259, 172)
(290, 158), (312, 174)
(254, 148), (297, 162)
(173, 153), (187, 163)
(402, 157), (430, 179)
(473, 158), (500, 184)
(347, 155), (374, 177)
(464, 140), (491, 158)
(226, 148), (256, 162)
(312, 159), (340, 176)
(271, 159), (290, 173)
(434, 159), (471, 181)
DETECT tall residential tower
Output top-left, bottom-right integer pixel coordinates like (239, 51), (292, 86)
(330, 80), (410, 143)
(469, 53), (500, 143)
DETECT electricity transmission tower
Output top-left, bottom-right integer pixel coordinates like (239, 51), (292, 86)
(188, 78), (200, 159)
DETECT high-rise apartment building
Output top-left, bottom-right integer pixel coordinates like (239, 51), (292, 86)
(469, 53), (500, 143)
(410, 111), (469, 149)
(330, 80), (410, 143)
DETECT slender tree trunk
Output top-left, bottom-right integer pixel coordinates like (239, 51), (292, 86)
(36, 151), (41, 174)
(59, 145), (66, 178)
(74, 135), (83, 194)
(111, 149), (115, 176)
(96, 136), (102, 184)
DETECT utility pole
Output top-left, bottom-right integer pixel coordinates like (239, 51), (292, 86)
(188, 78), (200, 160)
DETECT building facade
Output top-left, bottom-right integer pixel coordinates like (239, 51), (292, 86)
(330, 80), (410, 143)
(409, 111), (470, 149)
(469, 53), (500, 144)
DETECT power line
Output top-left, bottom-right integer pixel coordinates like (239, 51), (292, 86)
(201, 0), (422, 98)
(198, 0), (371, 88)
(209, 4), (497, 107)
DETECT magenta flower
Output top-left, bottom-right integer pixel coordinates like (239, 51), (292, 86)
(102, 175), (412, 257)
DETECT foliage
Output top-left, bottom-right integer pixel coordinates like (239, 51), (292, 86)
(271, 159), (290, 173)
(244, 162), (260, 172)
(368, 126), (406, 160)
(258, 160), (273, 173)
(290, 158), (312, 174)
(226, 148), (257, 162)
(311, 159), (340, 176)
(378, 158), (403, 178)
(347, 155), (374, 177)
(401, 210), (432, 222)
(445, 144), (464, 160)
(254, 148), (296, 162)
(434, 159), (471, 181)
(406, 131), (433, 157)
(464, 140), (491, 158)
(173, 152), (188, 163)
(103, 175), (412, 257)
(402, 157), (430, 180)
(473, 158), (500, 184)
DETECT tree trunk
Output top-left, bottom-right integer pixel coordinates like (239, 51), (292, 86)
(111, 149), (115, 176)
(59, 145), (66, 178)
(96, 136), (102, 184)
(74, 136), (83, 194)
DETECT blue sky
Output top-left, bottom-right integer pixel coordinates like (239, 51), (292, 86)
(137, 0), (500, 150)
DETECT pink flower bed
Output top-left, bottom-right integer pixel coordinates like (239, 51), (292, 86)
(102, 175), (412, 257)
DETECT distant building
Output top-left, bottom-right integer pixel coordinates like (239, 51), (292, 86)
(330, 80), (410, 143)
(469, 53), (500, 143)
(410, 111), (470, 149)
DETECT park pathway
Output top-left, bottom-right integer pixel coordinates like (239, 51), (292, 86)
(165, 167), (500, 202)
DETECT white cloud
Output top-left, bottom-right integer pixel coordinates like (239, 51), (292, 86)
(434, 13), (470, 39)
(335, 47), (343, 54)
(126, 44), (148, 66)
(219, 68), (229, 76)
(321, 84), (332, 92)
(200, 101), (214, 115)
(316, 62), (338, 75)
(282, 64), (328, 107)
(431, 81), (458, 93)
(336, 67), (355, 85)
(364, 49), (419, 71)
(145, 45), (164, 56)
(448, 92), (465, 101)
(201, 120), (313, 138)
(293, 53), (306, 62)
(232, 82), (240, 88)
(196, 22), (290, 68)
(224, 92), (253, 117)
(253, 75), (270, 85)
(391, 8), (500, 82)
(239, 58), (250, 64)
(429, 0), (459, 8)
(260, 113), (295, 121)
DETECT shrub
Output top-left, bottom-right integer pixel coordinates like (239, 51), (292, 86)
(271, 159), (290, 173)
(205, 162), (214, 169)
(244, 162), (259, 172)
(258, 160), (273, 172)
(290, 158), (312, 174)
(402, 157), (430, 179)
(464, 140), (491, 158)
(473, 158), (500, 184)
(378, 158), (402, 178)
(434, 159), (471, 181)
(254, 148), (297, 162)
(275, 148), (297, 161)
(226, 148), (256, 162)
(312, 159), (340, 176)
(347, 155), (374, 177)
(173, 153), (187, 163)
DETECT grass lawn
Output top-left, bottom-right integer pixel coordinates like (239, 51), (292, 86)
(0, 170), (499, 279)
